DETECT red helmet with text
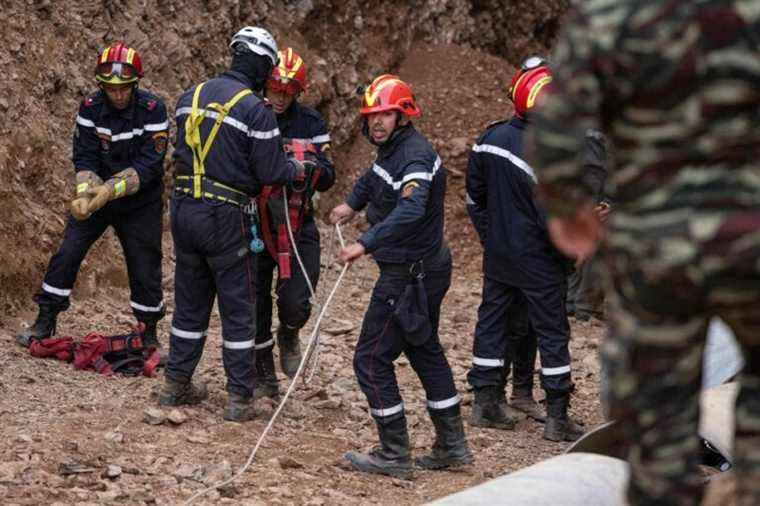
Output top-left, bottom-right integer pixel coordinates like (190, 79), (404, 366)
(95, 42), (143, 85)
(508, 55), (553, 118)
(360, 74), (421, 117)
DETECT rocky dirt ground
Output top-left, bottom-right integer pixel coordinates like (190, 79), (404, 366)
(0, 41), (610, 505)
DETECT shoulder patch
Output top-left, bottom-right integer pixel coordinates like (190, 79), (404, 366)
(83, 92), (103, 107)
(401, 181), (420, 198)
(137, 94), (160, 111)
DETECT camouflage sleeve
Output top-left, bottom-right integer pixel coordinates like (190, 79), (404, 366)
(527, 4), (611, 217)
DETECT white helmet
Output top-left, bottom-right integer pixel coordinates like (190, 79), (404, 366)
(230, 26), (279, 66)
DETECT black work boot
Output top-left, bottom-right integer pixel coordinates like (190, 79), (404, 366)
(158, 378), (208, 406)
(416, 404), (474, 470)
(17, 305), (59, 348)
(277, 324), (302, 378)
(497, 381), (526, 422)
(469, 386), (517, 430)
(140, 322), (168, 366)
(543, 393), (584, 442)
(511, 388), (546, 423)
(223, 393), (256, 422)
(141, 322), (159, 348)
(254, 348), (280, 400)
(345, 414), (413, 479)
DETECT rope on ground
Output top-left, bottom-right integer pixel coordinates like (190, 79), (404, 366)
(182, 223), (350, 506)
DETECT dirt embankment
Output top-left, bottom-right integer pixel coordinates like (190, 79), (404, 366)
(0, 0), (568, 316)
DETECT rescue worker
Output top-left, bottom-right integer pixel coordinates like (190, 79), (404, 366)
(254, 48), (336, 398)
(529, 2), (760, 504)
(16, 42), (168, 350)
(160, 27), (300, 422)
(330, 75), (472, 477)
(465, 57), (582, 442)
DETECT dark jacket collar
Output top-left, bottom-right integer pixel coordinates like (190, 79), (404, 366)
(376, 122), (415, 159)
(221, 70), (256, 91)
(509, 116), (527, 130)
(276, 100), (300, 131)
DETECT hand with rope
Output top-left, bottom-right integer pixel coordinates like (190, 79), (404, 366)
(339, 242), (365, 264)
(329, 202), (356, 225)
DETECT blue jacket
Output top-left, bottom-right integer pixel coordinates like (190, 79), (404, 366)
(173, 71), (295, 196)
(347, 124), (447, 265)
(275, 101), (335, 194)
(466, 117), (566, 287)
(73, 88), (168, 212)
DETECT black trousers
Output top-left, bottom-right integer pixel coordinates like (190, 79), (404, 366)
(468, 275), (572, 395)
(36, 198), (164, 323)
(354, 260), (460, 420)
(502, 293), (538, 394)
(254, 218), (321, 351)
(165, 196), (256, 398)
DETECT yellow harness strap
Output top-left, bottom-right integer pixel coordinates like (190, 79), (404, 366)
(184, 82), (252, 198)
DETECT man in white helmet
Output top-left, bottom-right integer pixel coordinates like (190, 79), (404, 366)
(160, 27), (301, 422)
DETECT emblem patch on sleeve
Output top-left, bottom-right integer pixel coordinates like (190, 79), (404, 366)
(153, 132), (168, 153)
(402, 181), (420, 198)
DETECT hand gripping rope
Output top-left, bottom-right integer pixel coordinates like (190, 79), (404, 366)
(183, 222), (350, 506)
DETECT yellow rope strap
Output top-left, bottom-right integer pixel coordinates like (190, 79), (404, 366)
(184, 83), (252, 198)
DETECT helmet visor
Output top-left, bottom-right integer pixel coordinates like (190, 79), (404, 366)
(267, 76), (300, 95)
(96, 62), (138, 81)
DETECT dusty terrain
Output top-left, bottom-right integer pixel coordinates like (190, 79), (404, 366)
(0, 40), (608, 505)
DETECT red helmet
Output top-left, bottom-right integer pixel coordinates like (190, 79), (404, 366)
(267, 48), (307, 95)
(360, 74), (421, 117)
(95, 42), (143, 85)
(508, 56), (552, 118)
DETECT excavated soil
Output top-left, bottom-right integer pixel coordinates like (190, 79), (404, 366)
(0, 41), (610, 505)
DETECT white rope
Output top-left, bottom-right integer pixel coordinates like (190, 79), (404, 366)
(283, 189), (318, 302)
(182, 223), (350, 506)
(280, 189), (322, 384)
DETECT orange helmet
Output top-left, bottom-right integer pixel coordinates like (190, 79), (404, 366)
(508, 56), (552, 118)
(267, 48), (307, 95)
(360, 74), (421, 117)
(95, 42), (143, 85)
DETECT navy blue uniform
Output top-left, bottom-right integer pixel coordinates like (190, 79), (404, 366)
(168, 71), (296, 399)
(465, 117), (572, 396)
(35, 88), (168, 324)
(254, 101), (335, 352)
(467, 190), (537, 395)
(346, 124), (460, 420)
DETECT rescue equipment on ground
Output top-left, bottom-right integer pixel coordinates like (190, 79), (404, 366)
(27, 325), (160, 377)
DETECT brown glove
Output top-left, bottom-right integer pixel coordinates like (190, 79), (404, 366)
(70, 197), (91, 221)
(85, 168), (141, 214)
(86, 182), (114, 214)
(69, 170), (103, 221)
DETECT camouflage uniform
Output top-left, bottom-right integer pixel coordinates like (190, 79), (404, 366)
(529, 1), (760, 505)
(566, 129), (609, 320)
